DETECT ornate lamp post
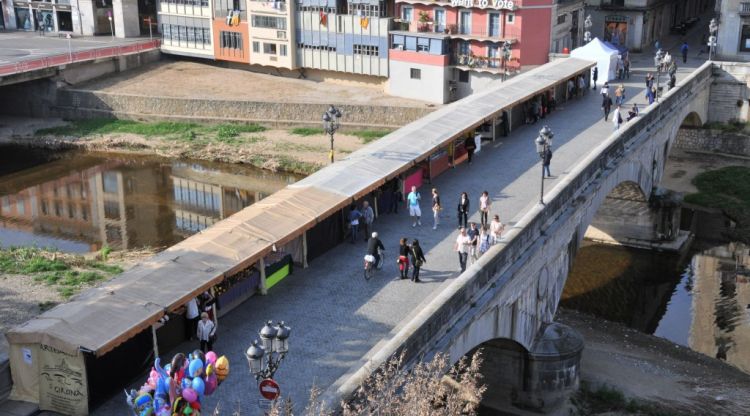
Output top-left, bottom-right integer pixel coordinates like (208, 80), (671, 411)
(322, 105), (342, 164)
(534, 125), (554, 205)
(245, 321), (291, 381)
(708, 18), (718, 61)
(501, 40), (512, 81)
(654, 48), (665, 102)
(583, 14), (592, 44)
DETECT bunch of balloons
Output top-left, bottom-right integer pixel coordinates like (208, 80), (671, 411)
(125, 350), (230, 416)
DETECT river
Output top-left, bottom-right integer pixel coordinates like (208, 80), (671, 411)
(0, 144), (299, 252)
(562, 237), (750, 375)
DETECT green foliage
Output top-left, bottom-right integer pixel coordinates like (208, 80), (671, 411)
(100, 245), (111, 261)
(350, 130), (391, 144)
(1, 246), (124, 299)
(36, 119), (267, 145)
(291, 127), (325, 136)
(684, 166), (750, 243)
(704, 121), (748, 133)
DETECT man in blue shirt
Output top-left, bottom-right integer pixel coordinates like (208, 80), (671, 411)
(406, 185), (422, 227)
(681, 41), (689, 64)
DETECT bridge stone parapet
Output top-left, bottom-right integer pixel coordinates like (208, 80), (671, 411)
(323, 61), (714, 410)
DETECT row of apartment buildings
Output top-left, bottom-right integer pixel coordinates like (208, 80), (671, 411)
(0, 0), (714, 103)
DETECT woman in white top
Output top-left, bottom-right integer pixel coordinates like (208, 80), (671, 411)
(197, 312), (216, 353)
(612, 106), (623, 131)
(490, 214), (505, 245)
(454, 227), (471, 273)
(479, 191), (491, 227)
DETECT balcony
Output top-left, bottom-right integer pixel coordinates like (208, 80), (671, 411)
(450, 53), (519, 73)
(741, 2), (750, 16)
(451, 26), (507, 42)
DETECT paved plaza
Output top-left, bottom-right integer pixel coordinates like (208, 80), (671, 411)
(90, 28), (709, 415)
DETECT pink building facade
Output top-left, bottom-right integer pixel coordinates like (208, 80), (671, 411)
(387, 0), (554, 103)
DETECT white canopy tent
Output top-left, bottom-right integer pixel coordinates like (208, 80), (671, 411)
(571, 38), (619, 87)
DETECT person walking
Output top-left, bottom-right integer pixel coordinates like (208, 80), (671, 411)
(623, 55), (630, 79)
(602, 93), (613, 121)
(431, 188), (441, 229)
(406, 185), (421, 227)
(680, 41), (689, 63)
(654, 39), (661, 52)
(468, 222), (479, 264)
(601, 81), (609, 98)
(397, 237), (410, 279)
(591, 66), (598, 90)
(348, 204), (362, 243)
(647, 86), (655, 105)
(454, 227), (471, 273)
(362, 201), (374, 242)
(410, 239), (426, 283)
(542, 146), (553, 178)
(196, 312), (216, 353)
(567, 78), (575, 100)
(614, 84), (624, 106)
(479, 191), (491, 227)
(457, 192), (470, 229)
(464, 135), (477, 165)
(185, 297), (200, 341)
(613, 106), (623, 130)
(490, 214), (505, 245)
(578, 75), (587, 97)
(478, 224), (491, 256)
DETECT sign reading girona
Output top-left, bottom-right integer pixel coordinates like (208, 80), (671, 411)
(449, 0), (514, 9)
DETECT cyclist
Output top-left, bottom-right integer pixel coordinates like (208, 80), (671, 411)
(366, 232), (385, 269)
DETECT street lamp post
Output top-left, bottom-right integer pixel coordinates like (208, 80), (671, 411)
(501, 41), (512, 81)
(534, 125), (554, 205)
(245, 321), (291, 381)
(583, 14), (592, 44)
(708, 18), (718, 61)
(654, 48), (665, 102)
(322, 105), (342, 164)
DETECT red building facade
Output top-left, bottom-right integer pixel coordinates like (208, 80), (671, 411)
(388, 0), (555, 103)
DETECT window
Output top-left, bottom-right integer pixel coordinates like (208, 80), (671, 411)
(263, 42), (277, 54)
(434, 9), (445, 32)
(741, 25), (750, 52)
(459, 11), (471, 34)
(251, 15), (287, 29)
(410, 68), (421, 79)
(220, 31), (243, 50)
(401, 6), (413, 22)
(557, 14), (566, 25)
(354, 44), (379, 56)
(298, 43), (337, 51)
(506, 13), (514, 24)
(488, 45), (499, 68)
(161, 23), (211, 49)
(458, 70), (469, 83)
(280, 44), (287, 56)
(488, 12), (500, 37)
(253, 41), (259, 52)
(417, 37), (429, 52)
(458, 40), (470, 56)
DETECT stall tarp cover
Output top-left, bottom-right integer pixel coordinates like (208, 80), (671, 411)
(37, 345), (88, 416)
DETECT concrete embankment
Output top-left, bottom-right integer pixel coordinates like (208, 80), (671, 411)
(53, 90), (433, 129)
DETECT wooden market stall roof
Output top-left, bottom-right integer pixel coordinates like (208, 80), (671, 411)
(5, 58), (595, 357)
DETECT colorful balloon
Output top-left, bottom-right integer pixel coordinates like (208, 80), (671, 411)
(205, 351), (217, 365)
(215, 356), (229, 382)
(182, 387), (198, 403)
(204, 374), (217, 396)
(188, 358), (204, 378)
(192, 376), (205, 396)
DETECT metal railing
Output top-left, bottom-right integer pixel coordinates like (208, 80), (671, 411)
(741, 2), (750, 14)
(451, 53), (503, 69)
(0, 39), (161, 77)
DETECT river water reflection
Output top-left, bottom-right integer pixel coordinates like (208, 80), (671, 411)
(562, 242), (750, 374)
(0, 145), (299, 252)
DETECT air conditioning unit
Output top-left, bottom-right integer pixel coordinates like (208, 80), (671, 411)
(270, 56), (278, 61)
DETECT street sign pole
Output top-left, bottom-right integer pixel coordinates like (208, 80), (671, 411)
(258, 378), (281, 415)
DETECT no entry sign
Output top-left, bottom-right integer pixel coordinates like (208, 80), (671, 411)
(259, 378), (281, 401)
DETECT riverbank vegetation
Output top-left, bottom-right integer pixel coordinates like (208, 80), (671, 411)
(32, 119), (391, 176)
(685, 166), (750, 243)
(0, 246), (128, 299)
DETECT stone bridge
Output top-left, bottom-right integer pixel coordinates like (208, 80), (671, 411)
(325, 62), (713, 410)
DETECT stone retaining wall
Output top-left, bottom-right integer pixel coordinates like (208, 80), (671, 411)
(674, 127), (750, 156)
(55, 90), (434, 128)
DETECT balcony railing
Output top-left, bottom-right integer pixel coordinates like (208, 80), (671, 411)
(451, 53), (503, 69)
(454, 26), (503, 38)
(742, 2), (750, 15)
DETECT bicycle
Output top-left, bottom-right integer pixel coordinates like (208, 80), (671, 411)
(363, 248), (383, 281)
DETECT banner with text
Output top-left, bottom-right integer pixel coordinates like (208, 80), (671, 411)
(38, 344), (89, 416)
